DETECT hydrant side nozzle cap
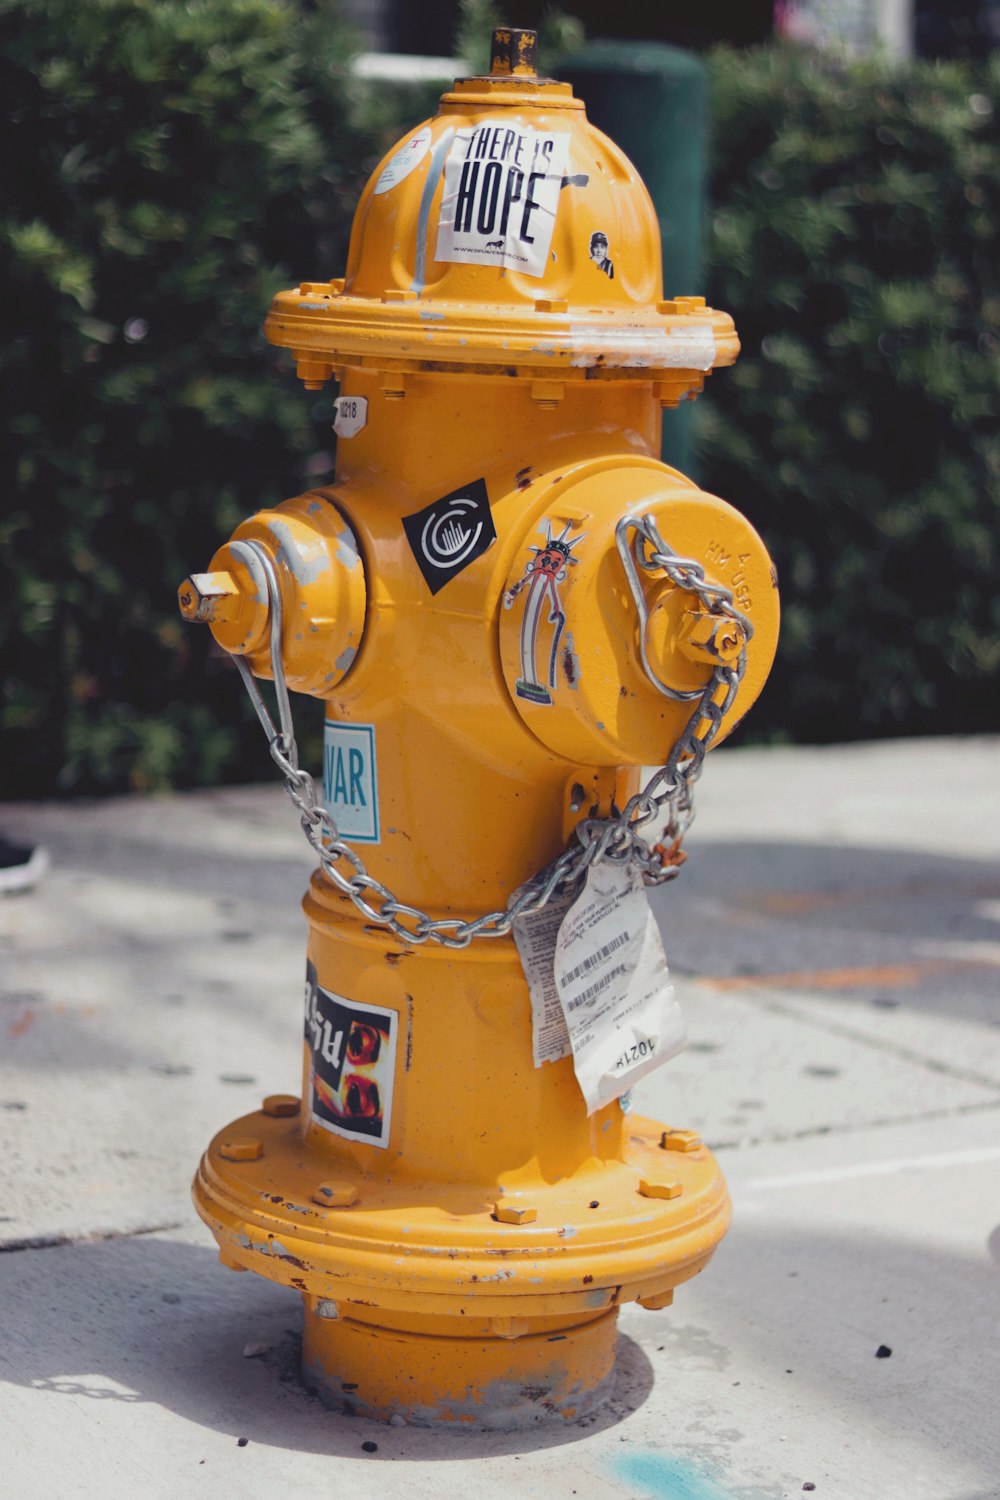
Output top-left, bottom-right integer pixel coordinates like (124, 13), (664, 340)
(490, 27), (538, 78)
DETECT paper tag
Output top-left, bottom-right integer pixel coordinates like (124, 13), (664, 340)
(554, 863), (685, 1114)
(333, 395), (368, 439)
(512, 888), (575, 1066)
(374, 125), (432, 195)
(434, 124), (570, 278)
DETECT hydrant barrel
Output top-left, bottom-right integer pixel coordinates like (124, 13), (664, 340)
(182, 27), (778, 1430)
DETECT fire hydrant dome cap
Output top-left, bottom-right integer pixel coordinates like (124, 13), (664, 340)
(263, 70), (738, 381)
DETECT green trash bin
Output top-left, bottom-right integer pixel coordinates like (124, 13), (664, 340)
(560, 41), (709, 479)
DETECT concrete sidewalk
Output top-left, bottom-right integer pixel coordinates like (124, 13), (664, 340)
(1, 737), (998, 1499)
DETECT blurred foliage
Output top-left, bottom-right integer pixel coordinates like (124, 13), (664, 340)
(3, 17), (1000, 798)
(0, 0), (377, 796)
(698, 44), (1000, 741)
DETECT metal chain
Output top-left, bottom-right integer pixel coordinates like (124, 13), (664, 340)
(226, 517), (751, 950)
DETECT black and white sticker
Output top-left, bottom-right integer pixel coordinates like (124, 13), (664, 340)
(304, 961), (397, 1148)
(402, 477), (496, 594)
(434, 124), (570, 278)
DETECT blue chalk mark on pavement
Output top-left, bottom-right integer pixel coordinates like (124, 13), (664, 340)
(612, 1451), (733, 1500)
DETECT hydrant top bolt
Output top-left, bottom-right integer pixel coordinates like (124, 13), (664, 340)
(219, 1136), (264, 1162)
(313, 1180), (359, 1208)
(489, 26), (538, 78)
(660, 1129), (702, 1153)
(638, 1178), (683, 1201)
(261, 1094), (300, 1118)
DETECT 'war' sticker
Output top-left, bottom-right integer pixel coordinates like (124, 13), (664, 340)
(434, 124), (570, 278)
(323, 722), (379, 843)
(304, 961), (397, 1148)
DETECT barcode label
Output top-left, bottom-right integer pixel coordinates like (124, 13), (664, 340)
(565, 963), (629, 1013)
(559, 931), (629, 990)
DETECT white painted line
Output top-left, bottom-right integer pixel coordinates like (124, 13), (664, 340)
(917, 937), (1000, 965)
(736, 1144), (1000, 1191)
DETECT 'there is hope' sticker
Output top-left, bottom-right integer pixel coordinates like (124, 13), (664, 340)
(435, 123), (570, 279)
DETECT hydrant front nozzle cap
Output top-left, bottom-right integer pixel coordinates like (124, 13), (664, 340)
(490, 26), (538, 77)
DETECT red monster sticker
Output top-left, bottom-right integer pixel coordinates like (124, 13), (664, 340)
(503, 521), (585, 705)
(304, 961), (397, 1147)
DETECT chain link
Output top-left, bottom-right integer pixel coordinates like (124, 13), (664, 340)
(225, 517), (751, 950)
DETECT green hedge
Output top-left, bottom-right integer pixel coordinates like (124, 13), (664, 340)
(699, 45), (1000, 742)
(0, 0), (372, 796)
(2, 21), (999, 797)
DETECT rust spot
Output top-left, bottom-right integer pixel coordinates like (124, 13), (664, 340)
(385, 951), (405, 966)
(583, 1275), (594, 1285)
(547, 1334), (567, 1342)
(290, 1277), (306, 1290)
(342, 1382), (359, 1390)
(562, 644), (577, 685)
(515, 466), (533, 490)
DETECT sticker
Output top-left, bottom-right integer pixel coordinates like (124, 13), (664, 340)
(333, 395), (368, 439)
(512, 888), (576, 1066)
(589, 230), (614, 280)
(434, 124), (570, 278)
(374, 125), (432, 195)
(323, 721), (379, 843)
(402, 477), (496, 594)
(554, 863), (686, 1115)
(304, 961), (397, 1147)
(503, 521), (584, 704)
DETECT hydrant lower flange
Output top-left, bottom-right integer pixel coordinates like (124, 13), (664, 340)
(184, 28), (778, 1429)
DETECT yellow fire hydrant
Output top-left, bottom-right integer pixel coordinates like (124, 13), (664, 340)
(179, 28), (778, 1428)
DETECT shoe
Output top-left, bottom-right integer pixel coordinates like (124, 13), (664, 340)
(0, 838), (50, 894)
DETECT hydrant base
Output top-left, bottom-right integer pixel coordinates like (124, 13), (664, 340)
(301, 1301), (618, 1429)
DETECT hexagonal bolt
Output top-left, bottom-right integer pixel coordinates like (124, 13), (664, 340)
(659, 1128), (702, 1154)
(261, 1094), (301, 1118)
(638, 1177), (683, 1201)
(177, 571), (240, 625)
(491, 1202), (538, 1225)
(676, 611), (746, 667)
(637, 1288), (674, 1310)
(312, 1180), (359, 1209)
(219, 1136), (263, 1162)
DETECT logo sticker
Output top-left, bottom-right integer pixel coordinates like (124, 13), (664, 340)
(323, 722), (379, 843)
(304, 961), (397, 1148)
(374, 125), (432, 195)
(402, 477), (496, 594)
(333, 395), (368, 439)
(503, 521), (585, 704)
(435, 124), (570, 278)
